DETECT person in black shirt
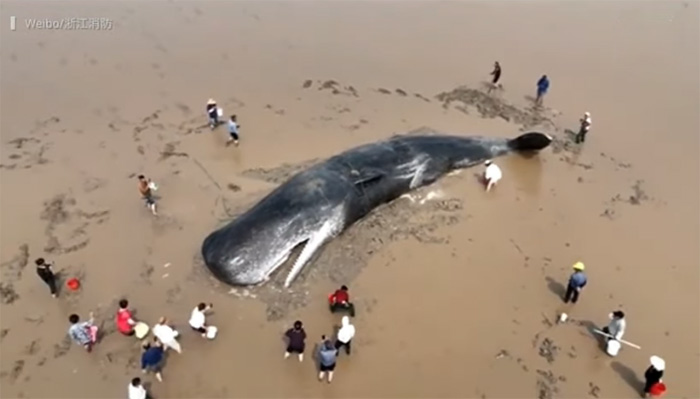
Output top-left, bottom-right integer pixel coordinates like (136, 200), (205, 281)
(488, 61), (502, 93)
(643, 355), (665, 397)
(35, 258), (58, 298)
(284, 320), (307, 362)
(206, 98), (219, 129)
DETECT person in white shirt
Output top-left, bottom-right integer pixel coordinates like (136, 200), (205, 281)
(128, 377), (148, 399)
(334, 316), (356, 355)
(153, 317), (182, 354)
(602, 310), (627, 341)
(576, 111), (592, 143)
(189, 302), (213, 338)
(483, 160), (502, 192)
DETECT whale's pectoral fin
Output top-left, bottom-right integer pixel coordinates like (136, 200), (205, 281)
(351, 167), (385, 188)
(283, 220), (336, 288)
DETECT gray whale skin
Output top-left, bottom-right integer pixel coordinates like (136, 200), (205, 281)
(202, 131), (552, 288)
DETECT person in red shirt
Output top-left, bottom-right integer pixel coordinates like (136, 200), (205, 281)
(116, 299), (137, 336)
(329, 285), (355, 317)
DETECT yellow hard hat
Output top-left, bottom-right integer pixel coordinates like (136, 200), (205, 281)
(573, 262), (585, 271)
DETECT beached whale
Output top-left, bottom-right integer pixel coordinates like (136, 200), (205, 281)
(202, 131), (552, 288)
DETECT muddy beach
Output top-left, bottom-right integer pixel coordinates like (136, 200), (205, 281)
(1, 1), (698, 398)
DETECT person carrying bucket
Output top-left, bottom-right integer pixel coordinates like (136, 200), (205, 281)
(601, 310), (626, 356)
(206, 99), (220, 129)
(564, 262), (587, 304)
(643, 356), (666, 397)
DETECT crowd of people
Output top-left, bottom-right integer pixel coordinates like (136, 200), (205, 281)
(30, 75), (665, 398)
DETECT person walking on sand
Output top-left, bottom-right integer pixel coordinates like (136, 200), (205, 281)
(643, 356), (665, 397)
(128, 377), (150, 399)
(575, 112), (592, 143)
(535, 75), (550, 105)
(116, 299), (138, 337)
(153, 317), (182, 354)
(227, 114), (241, 146)
(318, 337), (338, 384)
(137, 175), (158, 216)
(35, 258), (58, 298)
(189, 302), (213, 338)
(335, 316), (355, 356)
(601, 310), (626, 342)
(206, 99), (219, 129)
(68, 312), (97, 352)
(483, 160), (502, 192)
(564, 262), (587, 304)
(141, 340), (165, 382)
(488, 61), (502, 93)
(284, 320), (307, 362)
(329, 285), (356, 317)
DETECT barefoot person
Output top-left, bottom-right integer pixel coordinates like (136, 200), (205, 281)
(227, 114), (240, 146)
(137, 175), (157, 216)
(284, 320), (307, 362)
(189, 302), (213, 338)
(206, 98), (219, 129)
(318, 337), (338, 384)
(35, 258), (58, 298)
(335, 316), (355, 356)
(329, 285), (356, 317)
(483, 160), (502, 192)
(116, 299), (137, 337)
(153, 317), (182, 354)
(141, 340), (165, 382)
(68, 313), (97, 353)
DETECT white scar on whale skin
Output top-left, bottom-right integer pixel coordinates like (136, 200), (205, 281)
(283, 204), (345, 288)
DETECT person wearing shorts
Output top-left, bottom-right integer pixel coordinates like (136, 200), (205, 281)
(318, 338), (338, 383)
(284, 320), (307, 362)
(116, 299), (137, 337)
(189, 302), (212, 337)
(227, 115), (240, 146)
(68, 313), (97, 352)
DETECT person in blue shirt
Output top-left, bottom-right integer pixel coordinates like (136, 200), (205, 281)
(141, 340), (164, 382)
(535, 75), (550, 105)
(227, 114), (240, 147)
(564, 262), (587, 304)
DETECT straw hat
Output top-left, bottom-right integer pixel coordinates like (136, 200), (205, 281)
(650, 355), (665, 371)
(573, 262), (585, 271)
(584, 112), (590, 117)
(207, 98), (216, 105)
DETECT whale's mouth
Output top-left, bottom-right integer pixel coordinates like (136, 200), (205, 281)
(508, 132), (553, 152)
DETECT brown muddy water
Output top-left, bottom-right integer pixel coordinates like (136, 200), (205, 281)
(1, 1), (698, 398)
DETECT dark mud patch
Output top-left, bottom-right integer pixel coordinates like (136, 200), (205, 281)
(0, 282), (20, 304)
(538, 337), (560, 364)
(159, 141), (189, 161)
(1, 244), (30, 282)
(435, 86), (556, 131)
(536, 369), (562, 399)
(40, 194), (110, 254)
(317, 80), (359, 97)
(302, 79), (313, 89)
(602, 180), (651, 219)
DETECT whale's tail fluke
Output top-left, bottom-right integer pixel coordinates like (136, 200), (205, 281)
(507, 132), (553, 152)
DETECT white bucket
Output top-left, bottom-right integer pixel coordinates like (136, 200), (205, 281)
(606, 339), (621, 357)
(216, 107), (223, 118)
(206, 326), (218, 340)
(148, 181), (158, 191)
(134, 322), (150, 339)
(558, 313), (568, 324)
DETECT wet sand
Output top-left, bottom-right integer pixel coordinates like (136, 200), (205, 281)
(1, 1), (698, 398)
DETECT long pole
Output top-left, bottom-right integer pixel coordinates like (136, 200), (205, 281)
(593, 329), (641, 349)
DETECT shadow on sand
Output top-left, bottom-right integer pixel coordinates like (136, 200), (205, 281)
(545, 276), (566, 300)
(611, 361), (644, 394)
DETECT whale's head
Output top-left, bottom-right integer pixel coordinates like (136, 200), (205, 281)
(507, 132), (553, 152)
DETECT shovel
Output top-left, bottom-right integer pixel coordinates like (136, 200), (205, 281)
(593, 329), (641, 349)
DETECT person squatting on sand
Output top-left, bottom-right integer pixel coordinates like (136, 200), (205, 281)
(128, 377), (151, 399)
(116, 299), (138, 337)
(153, 317), (182, 354)
(35, 257), (58, 298)
(483, 160), (502, 192)
(284, 320), (307, 362)
(189, 302), (214, 338)
(137, 175), (158, 216)
(335, 316), (355, 356)
(67, 312), (97, 352)
(329, 285), (356, 317)
(564, 262), (587, 304)
(318, 337), (338, 384)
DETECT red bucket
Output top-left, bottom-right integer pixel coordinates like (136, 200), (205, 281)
(328, 293), (334, 305)
(66, 278), (81, 291)
(649, 382), (666, 397)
